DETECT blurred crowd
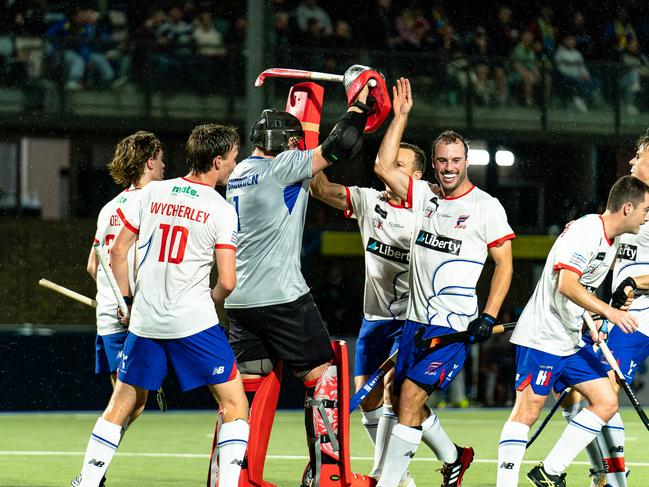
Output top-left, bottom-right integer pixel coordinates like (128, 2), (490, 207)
(3, 0), (649, 114)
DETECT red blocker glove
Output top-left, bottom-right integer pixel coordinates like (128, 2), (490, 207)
(343, 64), (391, 133)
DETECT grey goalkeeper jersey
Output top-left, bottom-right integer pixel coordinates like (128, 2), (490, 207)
(224, 150), (314, 308)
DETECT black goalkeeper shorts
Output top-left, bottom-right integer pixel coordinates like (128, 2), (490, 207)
(227, 292), (334, 373)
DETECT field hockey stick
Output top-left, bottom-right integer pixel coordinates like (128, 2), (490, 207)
(526, 388), (570, 448)
(414, 321), (517, 350)
(38, 278), (98, 308)
(349, 349), (398, 413)
(93, 242), (167, 412)
(583, 312), (649, 431)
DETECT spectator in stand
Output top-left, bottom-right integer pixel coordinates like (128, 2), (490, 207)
(510, 29), (542, 107)
(46, 7), (115, 90)
(360, 0), (397, 50)
(154, 5), (193, 89)
(295, 0), (332, 37)
(605, 6), (638, 58)
(467, 26), (507, 106)
(619, 38), (649, 115)
(437, 23), (468, 105)
(571, 11), (595, 60)
(395, 7), (433, 50)
(131, 7), (166, 87)
(489, 6), (519, 61)
(192, 10), (227, 94)
(554, 33), (599, 112)
(529, 5), (557, 58)
(104, 10), (131, 87)
(273, 11), (295, 66)
(323, 19), (354, 73)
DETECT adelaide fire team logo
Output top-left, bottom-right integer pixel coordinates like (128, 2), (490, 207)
(455, 214), (470, 229)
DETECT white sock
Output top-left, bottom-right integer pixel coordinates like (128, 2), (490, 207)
(217, 418), (249, 486)
(496, 421), (529, 487)
(421, 409), (457, 463)
(563, 401), (606, 475)
(361, 406), (382, 444)
(602, 413), (627, 487)
(80, 417), (122, 486)
(376, 424), (422, 487)
(371, 404), (397, 476)
(544, 408), (605, 475)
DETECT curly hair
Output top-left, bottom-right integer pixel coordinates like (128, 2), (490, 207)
(186, 124), (239, 174)
(108, 131), (161, 187)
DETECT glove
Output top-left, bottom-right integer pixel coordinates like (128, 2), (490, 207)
(467, 313), (497, 343)
(611, 277), (637, 309)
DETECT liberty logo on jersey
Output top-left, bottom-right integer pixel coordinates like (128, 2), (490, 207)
(366, 237), (410, 264)
(617, 243), (637, 261)
(455, 214), (470, 229)
(535, 370), (552, 386)
(415, 231), (462, 255)
(172, 185), (199, 198)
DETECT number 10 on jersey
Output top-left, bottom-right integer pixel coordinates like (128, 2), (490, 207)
(158, 224), (189, 264)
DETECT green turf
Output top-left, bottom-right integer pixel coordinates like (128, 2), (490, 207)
(0, 408), (646, 486)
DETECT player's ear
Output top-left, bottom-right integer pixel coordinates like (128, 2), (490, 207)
(623, 201), (634, 216)
(412, 170), (423, 181)
(146, 157), (155, 170)
(212, 156), (221, 170)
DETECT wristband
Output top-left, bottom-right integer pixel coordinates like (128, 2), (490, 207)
(482, 313), (497, 326)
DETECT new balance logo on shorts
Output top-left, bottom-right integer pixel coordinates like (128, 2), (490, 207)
(212, 366), (225, 375)
(535, 370), (552, 386)
(88, 459), (105, 468)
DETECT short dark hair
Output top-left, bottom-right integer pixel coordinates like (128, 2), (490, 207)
(606, 175), (649, 212)
(635, 128), (649, 152)
(432, 130), (469, 159)
(186, 124), (239, 174)
(400, 142), (426, 174)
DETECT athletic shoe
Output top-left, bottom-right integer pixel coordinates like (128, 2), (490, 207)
(527, 463), (566, 487)
(398, 471), (417, 487)
(588, 468), (606, 487)
(438, 444), (474, 486)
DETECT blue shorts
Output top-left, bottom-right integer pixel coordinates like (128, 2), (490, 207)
(605, 327), (649, 382)
(514, 345), (607, 395)
(355, 318), (404, 376)
(95, 332), (128, 374)
(394, 321), (468, 395)
(118, 324), (238, 392)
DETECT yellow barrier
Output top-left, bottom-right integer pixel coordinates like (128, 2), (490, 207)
(320, 232), (556, 260)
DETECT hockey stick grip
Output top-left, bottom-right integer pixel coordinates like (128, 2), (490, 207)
(583, 312), (649, 431)
(349, 350), (398, 413)
(416, 321), (516, 349)
(93, 242), (130, 318)
(39, 278), (98, 308)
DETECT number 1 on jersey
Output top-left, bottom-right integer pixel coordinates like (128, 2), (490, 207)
(233, 195), (241, 231)
(158, 224), (189, 264)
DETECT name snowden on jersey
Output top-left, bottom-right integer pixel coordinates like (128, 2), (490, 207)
(150, 201), (210, 223)
(227, 173), (259, 190)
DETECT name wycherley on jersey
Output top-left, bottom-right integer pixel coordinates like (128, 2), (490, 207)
(366, 237), (410, 264)
(150, 202), (210, 223)
(415, 230), (462, 255)
(227, 174), (260, 191)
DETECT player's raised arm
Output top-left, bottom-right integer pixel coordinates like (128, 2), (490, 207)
(374, 78), (412, 202)
(557, 268), (639, 332)
(309, 171), (350, 211)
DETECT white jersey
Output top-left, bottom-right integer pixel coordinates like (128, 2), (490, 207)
(93, 188), (140, 336)
(122, 177), (238, 339)
(346, 186), (413, 320)
(512, 214), (617, 355)
(407, 180), (514, 329)
(613, 223), (649, 337)
(225, 150), (314, 308)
